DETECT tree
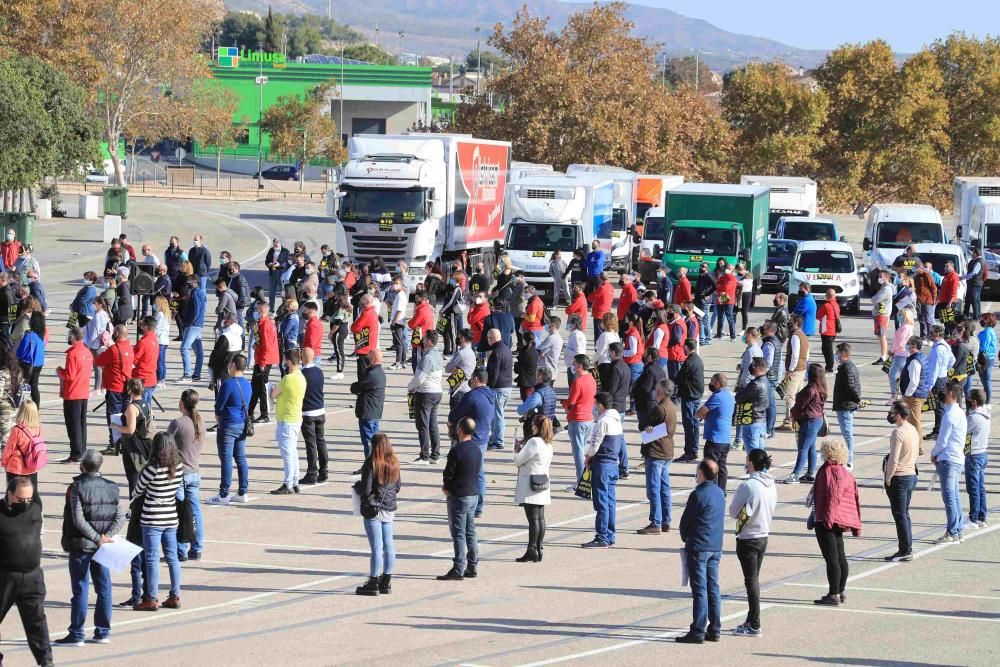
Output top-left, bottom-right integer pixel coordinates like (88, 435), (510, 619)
(287, 24), (324, 58)
(663, 56), (719, 93)
(721, 62), (828, 176)
(264, 6), (278, 53)
(0, 0), (101, 87)
(218, 11), (265, 50)
(188, 81), (247, 186)
(342, 44), (396, 65)
(465, 50), (505, 73)
(814, 41), (950, 211)
(262, 82), (347, 189)
(0, 59), (51, 195)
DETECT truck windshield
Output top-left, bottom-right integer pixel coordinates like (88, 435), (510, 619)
(667, 227), (737, 255)
(612, 208), (628, 232)
(506, 223), (580, 252)
(985, 225), (1000, 248)
(769, 209), (808, 233)
(643, 216), (666, 241)
(915, 253), (960, 274)
(876, 221), (943, 247)
(782, 222), (836, 242)
(339, 187), (427, 223)
(637, 202), (653, 222)
(795, 250), (855, 273)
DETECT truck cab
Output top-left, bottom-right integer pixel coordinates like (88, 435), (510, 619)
(954, 176), (1000, 298)
(740, 175), (817, 237)
(861, 203), (945, 294)
(774, 216), (841, 243)
(638, 206), (666, 283)
(786, 240), (862, 313)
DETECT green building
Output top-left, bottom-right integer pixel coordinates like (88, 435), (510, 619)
(199, 49), (434, 166)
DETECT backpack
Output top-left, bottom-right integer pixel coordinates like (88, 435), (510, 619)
(15, 425), (46, 472)
(133, 401), (156, 440)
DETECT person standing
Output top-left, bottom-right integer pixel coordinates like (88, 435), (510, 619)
(811, 438), (862, 606)
(354, 433), (401, 596)
(169, 390), (204, 560)
(832, 343), (862, 469)
(270, 349), (306, 495)
(57, 326), (93, 464)
(0, 477), (53, 665)
(132, 316), (159, 405)
(513, 414), (554, 562)
(581, 392), (623, 548)
(583, 240), (606, 294)
(785, 364), (827, 484)
(714, 264), (737, 340)
(55, 449), (125, 647)
(437, 418), (483, 581)
(926, 325), (956, 441)
(961, 246), (986, 320)
(300, 302), (323, 358)
(265, 239), (290, 311)
(249, 302), (278, 423)
(188, 235), (211, 292)
(409, 331), (444, 464)
(883, 401), (919, 561)
(537, 316), (564, 383)
(637, 379), (676, 534)
(937, 261), (961, 336)
(777, 315), (809, 431)
(792, 282), (817, 336)
(178, 277), (206, 383)
(563, 354), (597, 486)
(930, 382), (967, 543)
(448, 368), (495, 516)
(445, 329), (477, 414)
(871, 270), (894, 366)
(729, 449), (777, 638)
(899, 336), (932, 442)
(588, 273), (614, 336)
(817, 289), (840, 373)
(887, 309), (915, 402)
(696, 373), (735, 493)
(675, 339), (704, 462)
(95, 324), (134, 453)
(563, 314), (587, 386)
(350, 349), (386, 469)
(606, 344), (631, 423)
(734, 359), (770, 453)
(914, 266), (937, 340)
(976, 313), (996, 403)
(298, 348), (328, 485)
(206, 356), (251, 506)
(515, 331), (539, 402)
(964, 389), (990, 530)
(694, 263), (716, 347)
(485, 328), (513, 451)
(565, 284), (589, 333)
(760, 321), (782, 438)
(387, 275), (408, 370)
(351, 294), (381, 378)
(548, 250), (568, 307)
(676, 459), (726, 644)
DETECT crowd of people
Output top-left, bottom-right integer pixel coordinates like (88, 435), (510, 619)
(0, 227), (994, 664)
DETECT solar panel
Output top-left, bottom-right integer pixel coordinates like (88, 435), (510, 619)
(300, 54), (371, 65)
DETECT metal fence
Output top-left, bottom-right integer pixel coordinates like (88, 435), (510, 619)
(56, 175), (328, 201)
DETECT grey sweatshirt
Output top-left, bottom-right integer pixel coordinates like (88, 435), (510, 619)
(728, 470), (777, 540)
(967, 406), (990, 456)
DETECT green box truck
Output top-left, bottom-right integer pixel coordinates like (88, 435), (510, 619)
(660, 183), (770, 292)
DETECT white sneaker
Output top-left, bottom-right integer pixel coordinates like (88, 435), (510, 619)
(566, 485), (578, 493)
(962, 519), (980, 531)
(206, 494), (230, 506)
(933, 533), (958, 544)
(845, 463), (854, 472)
(231, 494), (250, 504)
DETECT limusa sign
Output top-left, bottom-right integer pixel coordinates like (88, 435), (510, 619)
(216, 47), (287, 68)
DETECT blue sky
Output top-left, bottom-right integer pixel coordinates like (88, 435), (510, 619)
(568, 0), (998, 52)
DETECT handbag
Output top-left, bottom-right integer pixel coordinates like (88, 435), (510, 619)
(574, 467), (592, 500)
(236, 380), (253, 438)
(529, 474), (550, 492)
(818, 417), (829, 438)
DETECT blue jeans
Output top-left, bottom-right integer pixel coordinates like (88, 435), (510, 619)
(68, 551), (112, 641)
(359, 418), (380, 458)
(567, 420), (593, 483)
(745, 422), (766, 452)
(268, 272), (283, 310)
(792, 417), (823, 476)
(447, 495), (478, 571)
(157, 344), (167, 382)
(714, 303), (735, 338)
(967, 283), (982, 319)
(216, 424), (248, 497)
(490, 387), (512, 448)
(476, 441), (487, 515)
(644, 458), (671, 527)
(180, 325), (204, 378)
(965, 453), (988, 523)
(836, 410), (856, 464)
(681, 399), (700, 459)
(176, 472), (203, 557)
(687, 549), (722, 638)
(979, 358), (994, 404)
(141, 525), (181, 600)
(765, 379), (777, 435)
(363, 518), (395, 577)
(698, 310), (712, 345)
(936, 459), (964, 536)
(628, 361), (643, 411)
(591, 460), (619, 544)
(889, 355), (906, 397)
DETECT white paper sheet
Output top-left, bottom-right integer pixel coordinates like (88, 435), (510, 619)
(92, 536), (143, 573)
(110, 413), (123, 444)
(640, 423), (668, 444)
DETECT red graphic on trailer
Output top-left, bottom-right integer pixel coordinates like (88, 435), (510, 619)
(454, 142), (509, 244)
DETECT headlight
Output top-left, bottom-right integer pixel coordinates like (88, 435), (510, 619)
(845, 279), (857, 288)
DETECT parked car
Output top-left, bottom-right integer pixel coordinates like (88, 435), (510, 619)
(85, 169), (109, 184)
(255, 165), (300, 182)
(760, 239), (797, 293)
(787, 240), (862, 313)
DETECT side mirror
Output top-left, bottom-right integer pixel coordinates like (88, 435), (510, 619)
(653, 244), (661, 256)
(863, 238), (872, 251)
(956, 227), (963, 240)
(839, 235), (847, 243)
(738, 249), (749, 262)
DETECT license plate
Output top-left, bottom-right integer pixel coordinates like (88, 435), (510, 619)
(379, 219), (393, 232)
(815, 273), (833, 280)
(532, 250), (547, 257)
(763, 273), (778, 280)
(689, 255), (703, 262)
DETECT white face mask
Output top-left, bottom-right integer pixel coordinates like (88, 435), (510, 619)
(725, 269), (733, 275)
(193, 240), (202, 247)
(5, 233), (14, 241)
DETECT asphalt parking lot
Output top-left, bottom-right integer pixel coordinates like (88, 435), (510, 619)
(0, 199), (996, 666)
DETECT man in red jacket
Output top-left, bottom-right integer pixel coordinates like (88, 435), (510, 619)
(251, 302), (279, 421)
(665, 307), (688, 382)
(132, 316), (159, 404)
(673, 266), (692, 305)
(937, 261), (961, 335)
(521, 286), (546, 345)
(617, 273), (638, 331)
(57, 326), (94, 463)
(95, 324), (134, 454)
(351, 294), (381, 378)
(714, 266), (738, 340)
(816, 289), (841, 373)
(407, 292), (435, 370)
(588, 273), (614, 336)
(565, 284), (588, 333)
(562, 353), (597, 488)
(301, 302), (323, 357)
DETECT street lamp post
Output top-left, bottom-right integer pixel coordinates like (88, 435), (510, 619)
(398, 30), (404, 63)
(475, 26), (481, 96)
(255, 58), (268, 190)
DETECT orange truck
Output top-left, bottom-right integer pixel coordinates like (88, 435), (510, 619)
(636, 175), (684, 237)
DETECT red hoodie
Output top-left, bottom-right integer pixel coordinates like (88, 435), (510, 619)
(817, 300), (841, 337)
(255, 315), (279, 366)
(468, 301), (491, 342)
(351, 305), (380, 354)
(132, 331), (158, 388)
(617, 281), (638, 320)
(588, 282), (613, 320)
(716, 273), (737, 304)
(566, 293), (588, 330)
(408, 300), (435, 346)
(57, 341), (93, 400)
(523, 295), (544, 331)
(302, 315), (323, 355)
(673, 275), (692, 305)
(562, 372), (596, 422)
(95, 340), (134, 392)
(938, 271), (960, 305)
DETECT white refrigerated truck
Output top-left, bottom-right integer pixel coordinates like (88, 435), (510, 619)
(333, 134), (511, 283)
(954, 176), (1000, 298)
(503, 174), (614, 298)
(740, 175), (817, 236)
(566, 164), (638, 271)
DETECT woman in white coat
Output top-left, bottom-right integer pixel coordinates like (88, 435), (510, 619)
(513, 414), (554, 563)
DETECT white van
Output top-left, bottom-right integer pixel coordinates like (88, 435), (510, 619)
(787, 240), (862, 313)
(861, 204), (945, 293)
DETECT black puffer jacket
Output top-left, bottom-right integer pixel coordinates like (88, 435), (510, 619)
(832, 360), (862, 411)
(354, 459), (400, 519)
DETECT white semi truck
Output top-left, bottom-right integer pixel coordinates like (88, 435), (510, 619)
(333, 134), (511, 282)
(503, 174), (614, 299)
(954, 176), (1000, 298)
(740, 175), (817, 236)
(566, 164), (638, 271)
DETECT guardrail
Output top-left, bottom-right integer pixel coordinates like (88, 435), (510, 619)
(55, 176), (328, 202)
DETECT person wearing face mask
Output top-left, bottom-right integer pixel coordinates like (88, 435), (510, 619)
(0, 476), (53, 666)
(265, 239), (291, 311)
(832, 343), (862, 469)
(883, 401), (919, 561)
(696, 373), (735, 493)
(937, 261), (961, 336)
(914, 264), (937, 340)
(470, 261), (492, 298)
(548, 250), (568, 307)
(728, 448), (776, 638)
(672, 266), (692, 306)
(1, 230), (22, 271)
(770, 293), (789, 343)
(188, 235), (211, 292)
(871, 269), (894, 365)
(213, 277), (238, 336)
(440, 272), (466, 357)
(164, 236), (183, 282)
(693, 263), (716, 347)
(537, 316), (564, 383)
(714, 264), (737, 341)
(467, 292), (491, 351)
(655, 267), (673, 305)
(792, 281), (817, 336)
(216, 251), (233, 282)
(616, 271), (639, 334)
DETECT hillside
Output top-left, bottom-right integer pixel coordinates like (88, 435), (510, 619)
(223, 0), (829, 70)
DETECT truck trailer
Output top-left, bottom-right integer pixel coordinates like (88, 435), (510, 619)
(566, 164), (638, 271)
(740, 175), (817, 236)
(333, 134), (511, 283)
(954, 176), (1000, 297)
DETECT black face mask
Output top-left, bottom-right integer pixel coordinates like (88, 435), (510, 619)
(773, 299), (780, 307)
(886, 413), (897, 425)
(7, 500), (30, 514)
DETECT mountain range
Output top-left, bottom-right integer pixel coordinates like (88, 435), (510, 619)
(224, 0), (830, 70)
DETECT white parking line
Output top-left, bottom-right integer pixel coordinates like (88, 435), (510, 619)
(783, 583), (1000, 601)
(776, 603), (1000, 624)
